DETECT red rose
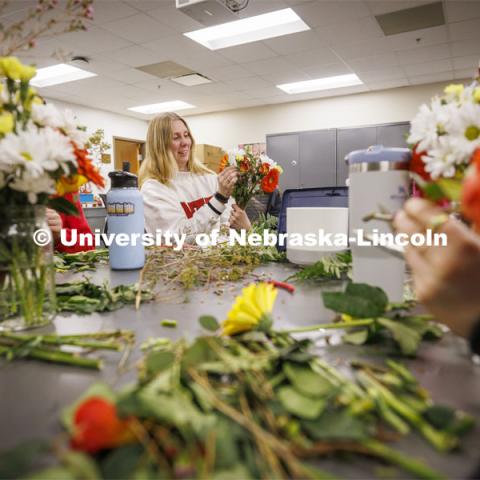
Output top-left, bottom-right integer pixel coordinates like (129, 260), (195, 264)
(410, 145), (431, 181)
(71, 397), (134, 453)
(462, 148), (480, 230)
(261, 168), (279, 193)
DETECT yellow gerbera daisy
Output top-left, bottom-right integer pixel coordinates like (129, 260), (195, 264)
(222, 283), (278, 336)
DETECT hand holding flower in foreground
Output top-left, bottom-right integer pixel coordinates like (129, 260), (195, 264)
(222, 282), (278, 336)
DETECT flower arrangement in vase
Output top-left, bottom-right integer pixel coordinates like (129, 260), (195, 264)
(0, 57), (104, 330)
(219, 147), (283, 209)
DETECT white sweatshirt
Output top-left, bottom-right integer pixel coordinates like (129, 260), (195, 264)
(141, 172), (233, 240)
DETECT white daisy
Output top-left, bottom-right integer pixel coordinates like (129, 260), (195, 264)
(422, 137), (461, 179)
(447, 101), (480, 162)
(9, 171), (56, 204)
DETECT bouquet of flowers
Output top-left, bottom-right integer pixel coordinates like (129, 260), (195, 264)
(0, 56), (105, 212)
(0, 56), (104, 330)
(220, 147), (283, 209)
(408, 78), (480, 229)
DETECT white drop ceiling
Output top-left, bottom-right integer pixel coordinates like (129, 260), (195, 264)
(9, 0), (480, 120)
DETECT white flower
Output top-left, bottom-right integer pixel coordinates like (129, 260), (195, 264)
(31, 103), (63, 129)
(422, 136), (461, 179)
(58, 109), (88, 147)
(408, 98), (452, 152)
(259, 154), (277, 168)
(447, 101), (480, 162)
(0, 125), (75, 176)
(228, 147), (245, 164)
(9, 171), (56, 203)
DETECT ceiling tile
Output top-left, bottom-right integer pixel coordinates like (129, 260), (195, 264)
(396, 43), (451, 65)
(101, 67), (158, 84)
(301, 63), (353, 78)
(219, 43), (278, 63)
(241, 57), (294, 76)
(88, 0), (140, 24)
(453, 55), (480, 72)
(124, 0), (167, 12)
(444, 1), (480, 23)
(386, 25), (448, 51)
(248, 86), (287, 99)
(263, 30), (326, 55)
(366, 1), (432, 16)
(404, 58), (453, 76)
(408, 70), (455, 85)
(449, 18), (480, 42)
(282, 47), (342, 69)
(357, 66), (406, 82)
(102, 13), (177, 43)
(107, 45), (169, 67)
(59, 26), (134, 55)
(346, 53), (399, 72)
(366, 78), (409, 90)
(454, 68), (477, 81)
(331, 37), (393, 59)
(451, 40), (480, 57)
(294, 1), (371, 28)
(207, 64), (255, 82)
(148, 5), (203, 32)
(260, 70), (311, 84)
(316, 16), (384, 45)
(224, 76), (272, 91)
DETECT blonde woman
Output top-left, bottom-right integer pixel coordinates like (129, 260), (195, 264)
(140, 113), (251, 240)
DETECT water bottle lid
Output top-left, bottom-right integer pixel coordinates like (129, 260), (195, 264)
(346, 145), (411, 165)
(108, 170), (138, 188)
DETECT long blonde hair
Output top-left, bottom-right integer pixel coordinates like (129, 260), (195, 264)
(139, 112), (211, 186)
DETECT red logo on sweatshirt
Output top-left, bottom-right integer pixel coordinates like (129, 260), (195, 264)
(180, 196), (212, 218)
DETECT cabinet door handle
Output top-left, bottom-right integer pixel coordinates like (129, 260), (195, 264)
(291, 160), (297, 166)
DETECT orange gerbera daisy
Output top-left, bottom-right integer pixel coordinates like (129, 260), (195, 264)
(74, 144), (105, 188)
(261, 168), (279, 193)
(259, 162), (270, 175)
(218, 153), (229, 173)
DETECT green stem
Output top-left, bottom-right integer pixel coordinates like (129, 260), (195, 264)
(0, 333), (121, 351)
(0, 345), (102, 369)
(278, 319), (374, 334)
(362, 439), (445, 480)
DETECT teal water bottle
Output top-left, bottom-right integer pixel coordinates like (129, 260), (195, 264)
(106, 171), (145, 270)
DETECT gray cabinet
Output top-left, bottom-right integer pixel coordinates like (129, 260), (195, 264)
(267, 122), (410, 190)
(299, 130), (336, 188)
(336, 127), (376, 187)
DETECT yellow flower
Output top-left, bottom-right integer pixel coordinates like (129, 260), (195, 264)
(0, 57), (24, 80)
(444, 84), (464, 98)
(222, 282), (278, 336)
(273, 165), (283, 174)
(19, 65), (36, 82)
(474, 87), (480, 104)
(0, 112), (14, 134)
(56, 175), (88, 196)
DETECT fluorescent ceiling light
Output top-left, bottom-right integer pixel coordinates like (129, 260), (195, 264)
(184, 8), (310, 50)
(128, 100), (195, 114)
(30, 63), (96, 87)
(277, 74), (363, 94)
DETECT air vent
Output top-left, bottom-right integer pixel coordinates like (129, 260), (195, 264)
(375, 2), (445, 36)
(136, 61), (194, 79)
(171, 73), (212, 86)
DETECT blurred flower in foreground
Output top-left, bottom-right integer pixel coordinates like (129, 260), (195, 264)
(222, 282), (278, 336)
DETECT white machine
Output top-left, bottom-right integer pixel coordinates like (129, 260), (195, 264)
(175, 0), (240, 25)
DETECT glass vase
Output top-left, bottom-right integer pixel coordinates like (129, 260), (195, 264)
(0, 205), (56, 330)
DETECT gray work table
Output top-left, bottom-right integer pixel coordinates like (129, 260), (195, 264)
(1, 262), (479, 478)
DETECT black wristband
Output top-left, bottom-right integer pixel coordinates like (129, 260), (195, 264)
(214, 191), (229, 204)
(469, 317), (480, 356)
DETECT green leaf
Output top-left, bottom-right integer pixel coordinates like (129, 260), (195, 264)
(199, 315), (220, 332)
(323, 282), (388, 318)
(0, 439), (48, 479)
(213, 464), (253, 480)
(182, 337), (219, 370)
(343, 329), (369, 345)
(62, 451), (101, 480)
(100, 445), (145, 480)
(27, 467), (76, 480)
(145, 350), (175, 376)
(423, 405), (456, 430)
(302, 410), (370, 441)
(377, 318), (422, 356)
(47, 196), (79, 216)
(283, 362), (333, 398)
(277, 386), (325, 419)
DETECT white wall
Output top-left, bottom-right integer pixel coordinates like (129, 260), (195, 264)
(44, 98), (148, 191)
(185, 81), (459, 149)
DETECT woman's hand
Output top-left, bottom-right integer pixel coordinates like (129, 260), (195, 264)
(46, 208), (62, 241)
(229, 204), (251, 231)
(217, 166), (238, 198)
(394, 198), (480, 337)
